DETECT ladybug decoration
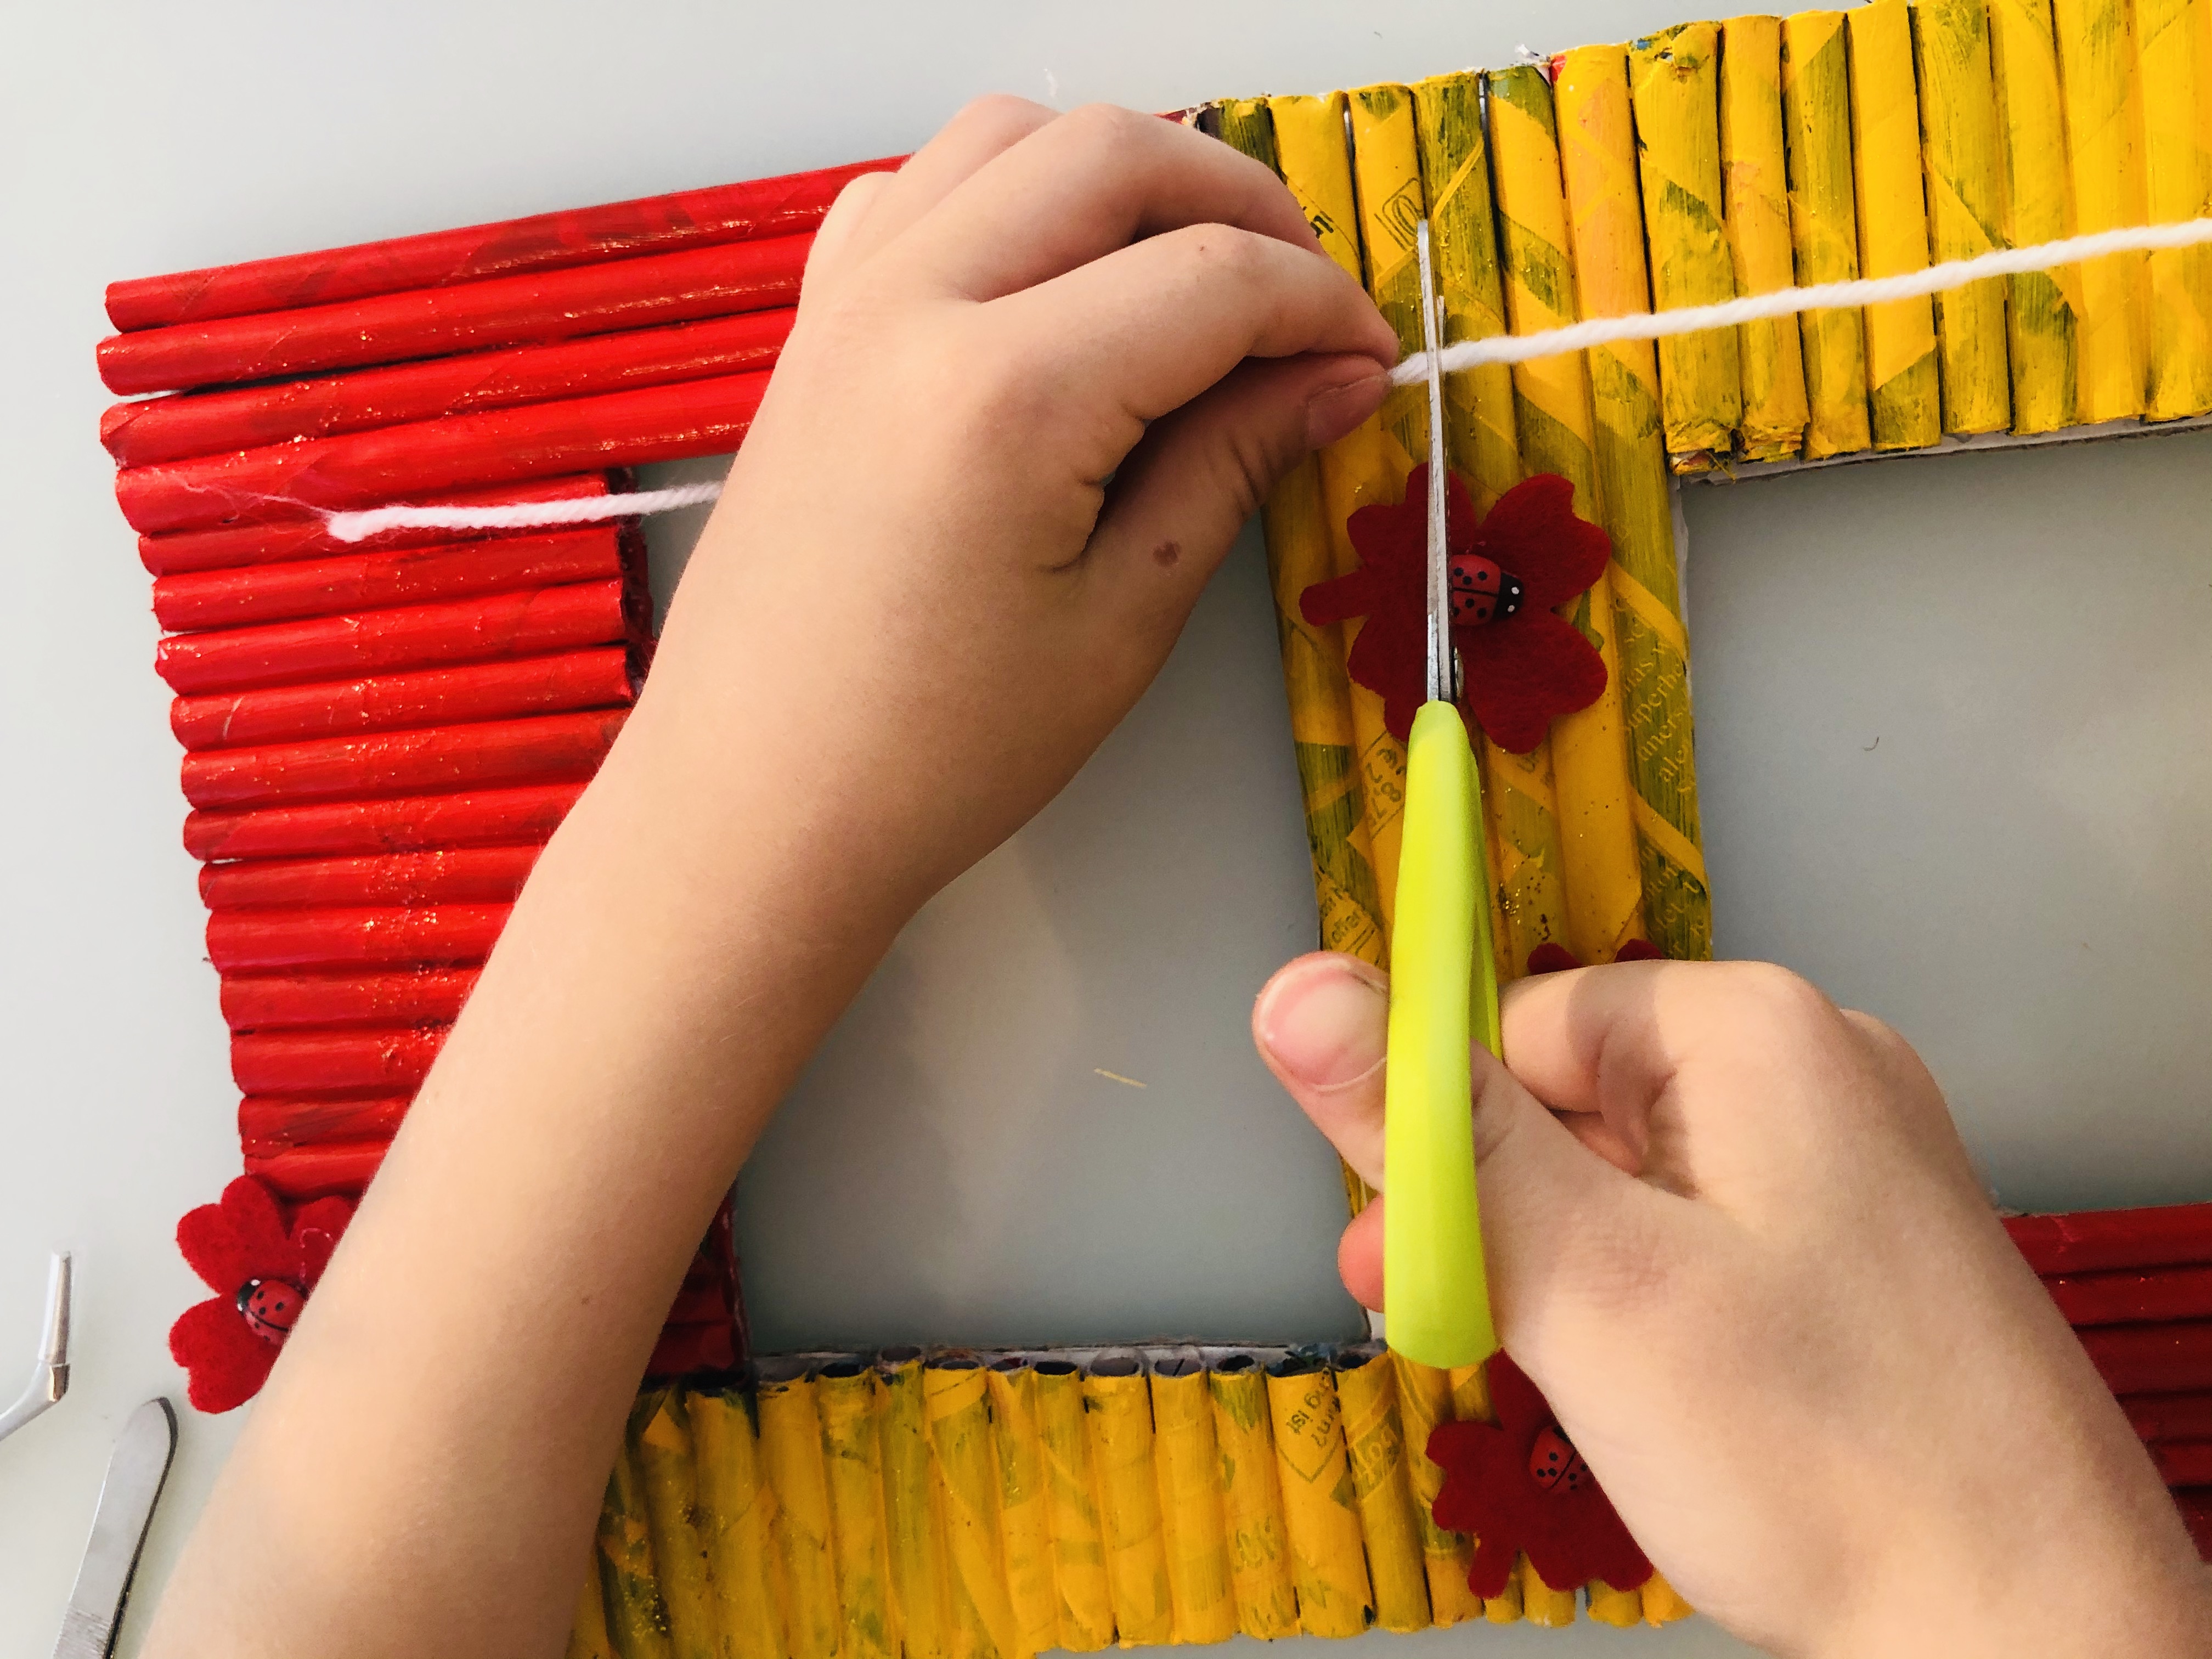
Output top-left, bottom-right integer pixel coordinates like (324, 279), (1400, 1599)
(235, 1277), (304, 1346)
(1447, 550), (1527, 628)
(1528, 1423), (1594, 1494)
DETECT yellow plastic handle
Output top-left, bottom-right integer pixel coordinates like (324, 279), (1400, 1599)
(1383, 701), (1500, 1370)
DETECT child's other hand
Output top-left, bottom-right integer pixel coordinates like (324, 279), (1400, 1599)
(630, 99), (1395, 919)
(1253, 953), (2212, 1659)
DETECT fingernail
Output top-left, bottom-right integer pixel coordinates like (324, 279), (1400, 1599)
(1305, 368), (1390, 450)
(1257, 958), (1388, 1088)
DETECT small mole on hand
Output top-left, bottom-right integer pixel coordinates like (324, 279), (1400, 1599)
(1152, 540), (1181, 568)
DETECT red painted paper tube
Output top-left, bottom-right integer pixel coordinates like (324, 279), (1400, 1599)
(202, 847), (540, 912)
(154, 525), (623, 633)
(139, 474), (612, 576)
(106, 156), (895, 331)
(2046, 1266), (2212, 1328)
(2123, 1392), (2212, 1442)
(180, 709), (628, 809)
(120, 374), (766, 535)
(2007, 1205), (2212, 1276)
(172, 648), (635, 752)
(222, 968), (479, 1032)
(2176, 1489), (2212, 1559)
(185, 781), (584, 862)
(108, 309), (793, 468)
(247, 1142), (387, 1202)
(2076, 1321), (2212, 1396)
(239, 1093), (411, 1155)
(206, 905), (511, 972)
(99, 233), (810, 396)
(2154, 1442), (2212, 1487)
(155, 579), (633, 694)
(232, 1027), (447, 1095)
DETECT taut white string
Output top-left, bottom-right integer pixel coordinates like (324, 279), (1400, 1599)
(324, 480), (725, 543)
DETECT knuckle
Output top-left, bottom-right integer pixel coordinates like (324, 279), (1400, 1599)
(1064, 100), (1153, 149)
(950, 93), (1053, 144)
(1703, 958), (1838, 1037)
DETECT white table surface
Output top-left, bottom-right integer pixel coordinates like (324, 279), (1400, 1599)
(5, 3), (2206, 1654)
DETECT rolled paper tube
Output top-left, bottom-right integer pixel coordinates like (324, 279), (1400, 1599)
(174, 650), (634, 753)
(689, 1387), (791, 1659)
(1262, 1357), (1372, 1638)
(1387, 1355), (1480, 1626)
(924, 1359), (1027, 1659)
(1641, 1572), (1695, 1623)
(2153, 1441), (2212, 1485)
(1910, 0), (2015, 435)
(222, 968), (477, 1031)
(1521, 1555), (1579, 1627)
(180, 709), (628, 810)
(1987, 0), (2082, 432)
(1587, 1579), (1644, 1626)
(633, 1393), (718, 1659)
(139, 473), (613, 577)
(984, 1359), (1063, 1657)
(1330, 1350), (1431, 1632)
(755, 1372), (841, 1659)
(1847, 0), (1943, 450)
(187, 781), (583, 864)
(1146, 1356), (1236, 1644)
(155, 525), (624, 634)
(202, 847), (540, 913)
(1717, 16), (1812, 460)
(206, 904), (510, 972)
(816, 1363), (901, 1659)
(106, 157), (895, 332)
(1780, 10), (1874, 456)
(2123, 1391), (2212, 1442)
(1626, 22), (1742, 470)
(2078, 1321), (2212, 1395)
(597, 1430), (676, 1659)
(1203, 1356), (1298, 1639)
(245, 1140), (387, 1201)
(2047, 1266), (2212, 1325)
(567, 1559), (616, 1659)
(156, 580), (633, 696)
(2138, 0), (2212, 419)
(880, 1351), (953, 1659)
(107, 309), (792, 469)
(1082, 1355), (1173, 1646)
(2050, 0), (2151, 423)
(230, 1025), (447, 1095)
(99, 233), (810, 396)
(2006, 1205), (2212, 1273)
(238, 1092), (410, 1155)
(1031, 1360), (1114, 1652)
(2176, 1489), (2212, 1559)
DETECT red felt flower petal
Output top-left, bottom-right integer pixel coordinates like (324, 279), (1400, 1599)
(1525, 943), (1582, 975)
(1460, 609), (1608, 754)
(1615, 939), (1665, 963)
(169, 1295), (278, 1414)
(1342, 610), (1428, 742)
(1476, 474), (1612, 610)
(1298, 567), (1383, 631)
(290, 1195), (355, 1284)
(176, 1176), (291, 1296)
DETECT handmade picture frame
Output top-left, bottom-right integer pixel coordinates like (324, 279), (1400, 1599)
(99, 0), (2212, 1648)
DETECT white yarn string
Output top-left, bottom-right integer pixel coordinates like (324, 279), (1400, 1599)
(323, 480), (725, 543)
(1388, 215), (2212, 385)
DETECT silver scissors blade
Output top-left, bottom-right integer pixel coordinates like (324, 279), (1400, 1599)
(1415, 218), (1452, 705)
(52, 1398), (176, 1659)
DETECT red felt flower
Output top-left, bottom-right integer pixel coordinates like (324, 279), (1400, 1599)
(1525, 938), (1665, 975)
(1429, 1351), (1651, 1599)
(170, 1175), (353, 1413)
(1299, 466), (1611, 754)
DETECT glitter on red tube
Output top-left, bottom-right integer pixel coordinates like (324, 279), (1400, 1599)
(105, 157), (895, 331)
(179, 709), (628, 809)
(247, 1142), (388, 1202)
(2007, 1205), (2212, 1276)
(231, 1027), (447, 1096)
(120, 374), (766, 535)
(107, 309), (792, 468)
(184, 781), (584, 862)
(98, 234), (811, 396)
(156, 579), (633, 694)
(201, 847), (540, 911)
(222, 968), (479, 1032)
(239, 1093), (412, 1155)
(206, 904), (511, 972)
(2076, 1321), (2212, 1396)
(2045, 1266), (2212, 1328)
(154, 526), (624, 633)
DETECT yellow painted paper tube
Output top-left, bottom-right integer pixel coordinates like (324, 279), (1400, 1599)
(1780, 10), (1874, 455)
(1521, 1555), (1581, 1627)
(1082, 1358), (1173, 1647)
(1848, 0), (1943, 449)
(1988, 0), (2082, 431)
(1643, 1571), (1696, 1623)
(1034, 1362), (1115, 1652)
(2052, 0), (2151, 421)
(985, 1361), (1063, 1658)
(1204, 1357), (1300, 1639)
(568, 1558), (617, 1659)
(690, 1388), (791, 1659)
(598, 1435), (675, 1659)
(927, 1359), (1028, 1659)
(883, 1352), (954, 1659)
(1147, 1358), (1238, 1644)
(817, 1363), (901, 1659)
(1627, 22), (1743, 469)
(632, 1392), (718, 1659)
(1388, 1354), (1481, 1626)
(1264, 1358), (1373, 1638)
(2138, 0), (2212, 417)
(1718, 15), (1812, 458)
(1486, 62), (1650, 965)
(1588, 1578), (1645, 1626)
(759, 1373), (842, 1659)
(1911, 0), (2014, 433)
(1332, 1350), (1432, 1632)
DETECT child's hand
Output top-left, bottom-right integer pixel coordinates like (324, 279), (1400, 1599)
(631, 98), (1396, 918)
(1254, 953), (2212, 1659)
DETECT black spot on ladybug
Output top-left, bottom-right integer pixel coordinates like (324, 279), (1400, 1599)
(236, 1278), (305, 1346)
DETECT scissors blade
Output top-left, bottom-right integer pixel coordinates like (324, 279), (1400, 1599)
(1414, 218), (1452, 705)
(52, 1398), (176, 1659)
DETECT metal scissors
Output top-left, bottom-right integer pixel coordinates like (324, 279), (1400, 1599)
(1382, 221), (1504, 1372)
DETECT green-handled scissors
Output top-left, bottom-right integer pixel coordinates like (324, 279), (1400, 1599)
(1383, 219), (1504, 1373)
